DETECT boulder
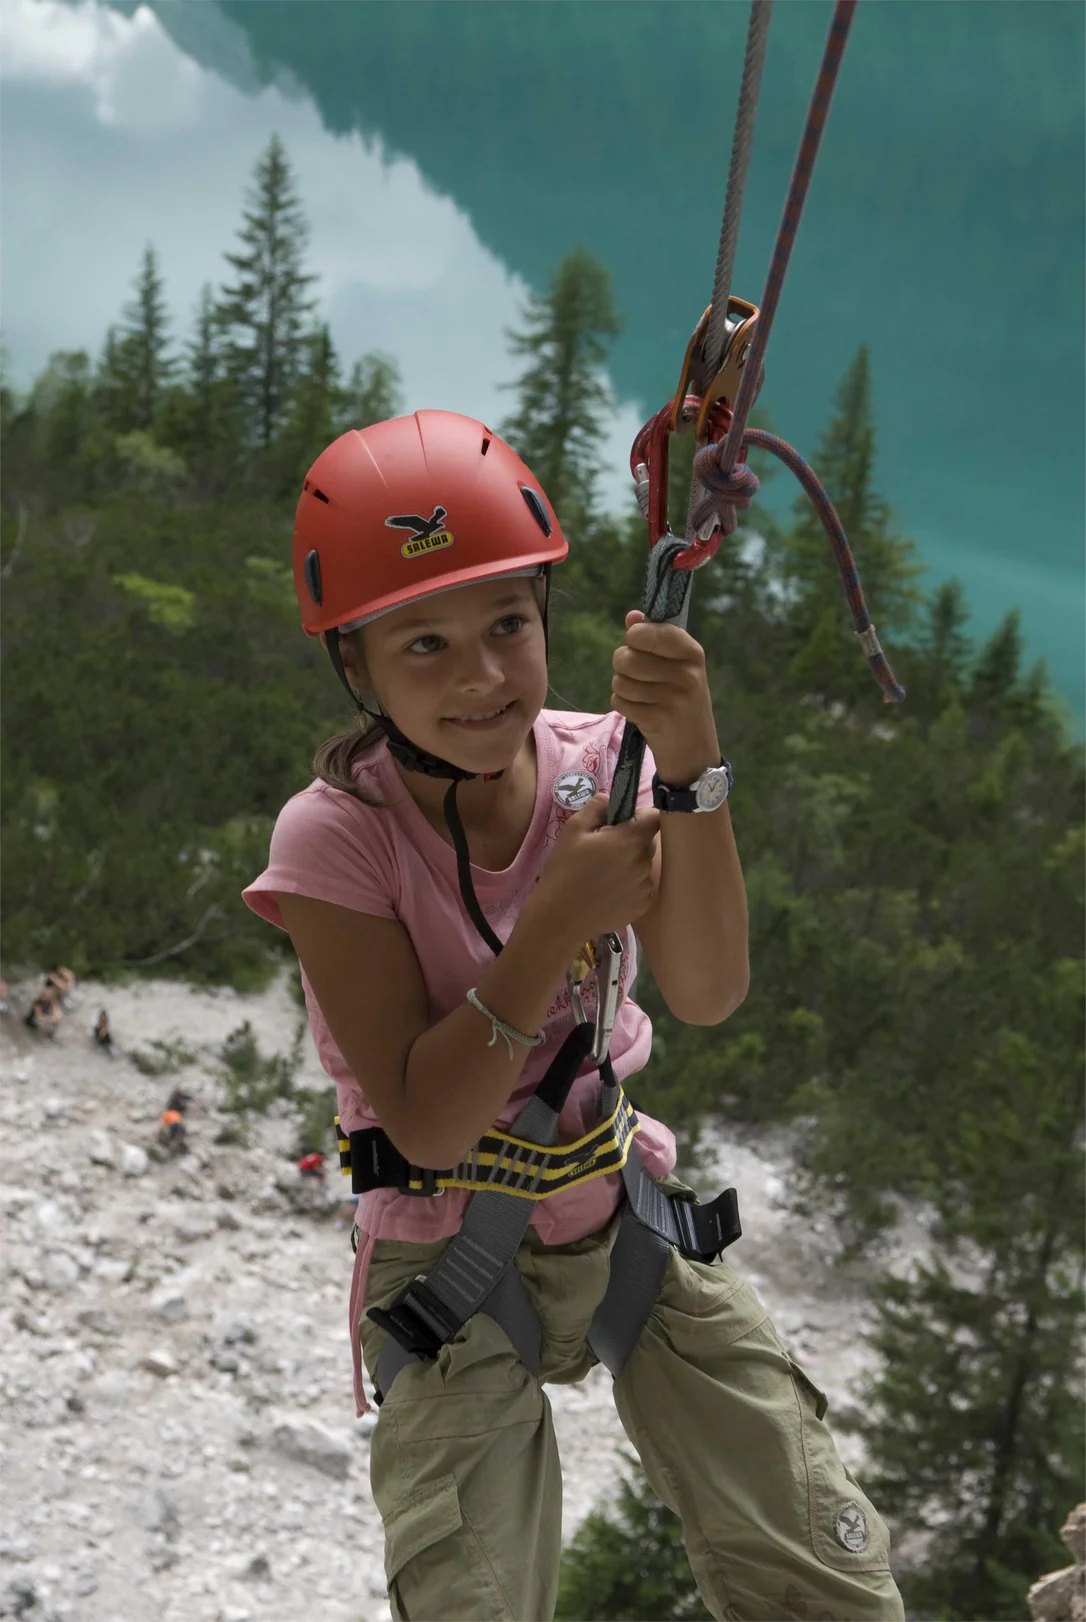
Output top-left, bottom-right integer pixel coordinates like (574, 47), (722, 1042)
(143, 1346), (180, 1378)
(1029, 1505), (1086, 1622)
(268, 1414), (351, 1480)
(88, 1130), (116, 1168)
(122, 1144), (150, 1178)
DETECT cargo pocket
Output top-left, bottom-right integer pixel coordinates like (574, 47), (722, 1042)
(383, 1472), (512, 1621)
(788, 1356), (893, 1575)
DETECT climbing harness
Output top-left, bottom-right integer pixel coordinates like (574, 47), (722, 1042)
(329, 0), (907, 1408)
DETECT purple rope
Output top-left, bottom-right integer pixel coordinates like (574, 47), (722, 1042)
(694, 426), (906, 704)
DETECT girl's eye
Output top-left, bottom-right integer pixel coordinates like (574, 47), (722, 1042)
(406, 633), (445, 655)
(493, 615), (526, 636)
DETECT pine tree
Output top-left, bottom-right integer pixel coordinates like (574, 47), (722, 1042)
(499, 245), (622, 530)
(155, 284), (245, 496)
(915, 577), (974, 706)
(122, 244), (175, 430)
(30, 350), (109, 502)
(345, 352), (402, 429)
(273, 322), (347, 493)
(843, 958), (1086, 1620)
(781, 346), (925, 699)
(187, 283), (220, 430)
(95, 326), (138, 435)
(217, 134), (318, 449)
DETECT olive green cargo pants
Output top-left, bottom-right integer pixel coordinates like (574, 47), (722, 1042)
(358, 1172), (905, 1622)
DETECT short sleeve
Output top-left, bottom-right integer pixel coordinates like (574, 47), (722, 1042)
(241, 785), (397, 931)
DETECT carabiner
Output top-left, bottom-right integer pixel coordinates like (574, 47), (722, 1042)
(567, 939), (596, 1027)
(591, 933), (624, 1065)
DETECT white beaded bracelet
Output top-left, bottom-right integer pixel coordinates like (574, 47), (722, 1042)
(466, 988), (546, 1061)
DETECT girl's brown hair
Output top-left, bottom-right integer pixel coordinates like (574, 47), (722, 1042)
(311, 629), (391, 808)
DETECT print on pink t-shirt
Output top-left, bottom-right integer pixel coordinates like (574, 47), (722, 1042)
(242, 709), (677, 1413)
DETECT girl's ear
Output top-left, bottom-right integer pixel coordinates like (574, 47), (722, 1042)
(340, 631), (372, 694)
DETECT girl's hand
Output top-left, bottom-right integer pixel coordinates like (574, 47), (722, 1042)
(532, 793), (660, 943)
(611, 610), (722, 785)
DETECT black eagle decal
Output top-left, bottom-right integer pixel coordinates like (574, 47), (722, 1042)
(384, 507), (448, 542)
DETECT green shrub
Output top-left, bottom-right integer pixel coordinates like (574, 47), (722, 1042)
(556, 1450), (709, 1621)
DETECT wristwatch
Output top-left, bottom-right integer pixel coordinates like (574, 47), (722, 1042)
(651, 759), (733, 813)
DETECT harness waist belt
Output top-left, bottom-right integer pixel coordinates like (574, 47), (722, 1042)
(337, 1089), (640, 1201)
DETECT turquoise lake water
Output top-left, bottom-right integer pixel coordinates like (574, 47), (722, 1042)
(3, 0), (1082, 734)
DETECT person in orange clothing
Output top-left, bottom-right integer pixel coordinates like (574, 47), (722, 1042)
(158, 1108), (187, 1154)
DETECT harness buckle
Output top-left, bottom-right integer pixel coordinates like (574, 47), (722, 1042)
(400, 1165), (445, 1198)
(366, 1275), (460, 1362)
(672, 1187), (743, 1262)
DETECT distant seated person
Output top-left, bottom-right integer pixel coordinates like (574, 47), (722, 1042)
(297, 1150), (326, 1181)
(165, 1086), (193, 1116)
(93, 1009), (117, 1058)
(158, 1108), (187, 1152)
(25, 987), (61, 1039)
(45, 966), (76, 1011)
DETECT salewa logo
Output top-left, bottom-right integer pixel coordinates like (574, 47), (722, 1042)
(552, 770), (597, 811)
(385, 507), (454, 560)
(834, 1502), (869, 1553)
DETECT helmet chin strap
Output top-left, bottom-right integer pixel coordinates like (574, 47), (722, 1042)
(323, 627), (504, 956)
(322, 567), (552, 960)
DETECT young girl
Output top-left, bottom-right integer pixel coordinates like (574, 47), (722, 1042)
(242, 411), (904, 1622)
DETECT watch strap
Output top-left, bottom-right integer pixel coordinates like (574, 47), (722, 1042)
(651, 759), (732, 812)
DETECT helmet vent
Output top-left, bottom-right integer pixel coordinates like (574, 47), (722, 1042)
(303, 548), (323, 606)
(520, 486), (552, 536)
(480, 437), (491, 456)
(312, 487), (330, 504)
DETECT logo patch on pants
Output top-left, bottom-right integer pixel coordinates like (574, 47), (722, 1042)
(834, 1501), (869, 1552)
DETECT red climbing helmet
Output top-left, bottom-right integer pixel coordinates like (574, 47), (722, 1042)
(293, 411), (568, 636)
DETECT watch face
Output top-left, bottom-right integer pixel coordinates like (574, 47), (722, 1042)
(695, 768), (730, 811)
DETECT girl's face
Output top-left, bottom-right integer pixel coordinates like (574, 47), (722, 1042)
(345, 576), (549, 773)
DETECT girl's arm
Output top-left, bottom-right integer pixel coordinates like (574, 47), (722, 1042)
(280, 890), (582, 1172)
(634, 802), (749, 1026)
(610, 610), (750, 1026)
(278, 795), (658, 1171)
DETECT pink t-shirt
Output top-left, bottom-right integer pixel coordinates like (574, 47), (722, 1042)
(242, 708), (677, 1413)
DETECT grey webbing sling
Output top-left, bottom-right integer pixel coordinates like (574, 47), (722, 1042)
(368, 1017), (741, 1406)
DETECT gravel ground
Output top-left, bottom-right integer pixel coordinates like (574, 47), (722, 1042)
(0, 968), (948, 1621)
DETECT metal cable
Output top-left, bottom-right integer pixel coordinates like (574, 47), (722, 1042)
(685, 0), (772, 544)
(708, 0), (858, 495)
(700, 1), (774, 384)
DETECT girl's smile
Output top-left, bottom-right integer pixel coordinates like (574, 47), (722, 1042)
(443, 699), (519, 731)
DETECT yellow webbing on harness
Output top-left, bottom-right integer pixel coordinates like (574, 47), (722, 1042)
(336, 1086), (640, 1201)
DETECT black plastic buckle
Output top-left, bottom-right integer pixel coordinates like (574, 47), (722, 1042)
(365, 1277), (461, 1363)
(399, 1165), (444, 1198)
(673, 1187), (742, 1263)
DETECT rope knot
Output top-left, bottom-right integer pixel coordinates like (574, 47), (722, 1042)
(690, 444), (760, 537)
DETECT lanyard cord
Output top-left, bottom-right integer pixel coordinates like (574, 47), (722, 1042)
(608, 0), (876, 838)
